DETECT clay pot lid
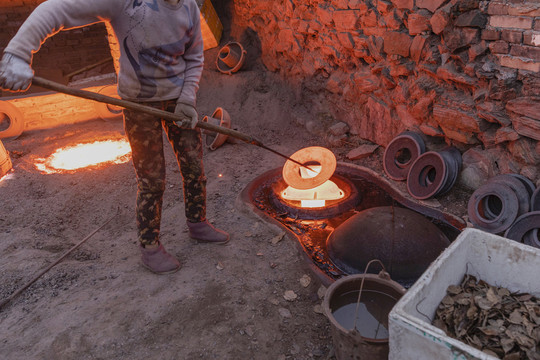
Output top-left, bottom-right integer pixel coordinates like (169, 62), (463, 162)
(202, 107), (231, 151)
(326, 206), (450, 285)
(216, 42), (247, 75)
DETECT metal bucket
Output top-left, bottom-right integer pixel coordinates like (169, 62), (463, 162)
(0, 139), (12, 178)
(323, 262), (406, 360)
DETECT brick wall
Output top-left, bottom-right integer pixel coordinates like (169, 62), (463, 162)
(485, 1), (540, 72)
(233, 0), (540, 185)
(0, 0), (114, 96)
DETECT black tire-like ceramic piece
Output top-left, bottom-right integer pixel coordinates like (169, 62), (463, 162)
(383, 132), (425, 181)
(468, 182), (519, 234)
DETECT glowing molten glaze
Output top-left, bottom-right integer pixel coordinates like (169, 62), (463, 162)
(35, 140), (131, 174)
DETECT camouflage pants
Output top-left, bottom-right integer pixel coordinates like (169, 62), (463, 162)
(123, 100), (206, 246)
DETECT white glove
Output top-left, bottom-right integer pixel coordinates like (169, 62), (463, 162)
(0, 53), (34, 92)
(174, 102), (198, 129)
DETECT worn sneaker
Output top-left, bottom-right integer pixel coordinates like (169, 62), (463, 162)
(187, 220), (229, 244)
(139, 242), (181, 274)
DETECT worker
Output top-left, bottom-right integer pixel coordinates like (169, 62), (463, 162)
(0, 0), (229, 275)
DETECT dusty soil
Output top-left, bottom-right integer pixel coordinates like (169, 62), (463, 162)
(0, 46), (471, 359)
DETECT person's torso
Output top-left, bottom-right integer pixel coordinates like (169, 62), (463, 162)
(110, 0), (199, 100)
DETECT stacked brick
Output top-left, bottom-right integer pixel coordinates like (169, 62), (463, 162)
(0, 0), (113, 96)
(485, 0), (540, 73)
(233, 0), (540, 185)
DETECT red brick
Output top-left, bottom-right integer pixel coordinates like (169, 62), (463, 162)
(489, 40), (510, 54)
(410, 35), (428, 63)
(316, 4), (335, 25)
(430, 7), (450, 35)
(455, 10), (487, 28)
(333, 10), (361, 30)
(510, 44), (540, 59)
(482, 28), (501, 40)
(376, 0), (393, 14)
(348, 0), (368, 11)
(337, 32), (355, 49)
(361, 9), (379, 27)
(507, 3), (540, 17)
(523, 30), (540, 46)
(390, 0), (414, 10)
(408, 11), (431, 35)
(383, 31), (412, 57)
(469, 41), (488, 61)
(535, 21), (540, 31)
(506, 96), (540, 121)
(490, 15), (533, 29)
(332, 0), (349, 9)
(416, 0), (446, 13)
(383, 10), (402, 30)
(501, 29), (523, 43)
(487, 2), (508, 15)
(497, 54), (540, 72)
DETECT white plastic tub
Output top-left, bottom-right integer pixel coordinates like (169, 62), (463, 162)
(389, 228), (540, 360)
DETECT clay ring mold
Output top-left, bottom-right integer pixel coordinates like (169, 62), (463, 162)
(383, 131), (426, 181)
(201, 107), (231, 151)
(216, 42), (247, 75)
(0, 101), (24, 140)
(468, 182), (519, 234)
(282, 146), (337, 190)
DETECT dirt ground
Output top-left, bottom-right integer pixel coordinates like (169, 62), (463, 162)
(0, 44), (472, 359)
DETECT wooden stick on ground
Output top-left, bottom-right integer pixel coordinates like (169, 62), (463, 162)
(0, 209), (119, 311)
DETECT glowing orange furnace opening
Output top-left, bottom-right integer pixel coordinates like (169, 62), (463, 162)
(35, 139), (131, 174)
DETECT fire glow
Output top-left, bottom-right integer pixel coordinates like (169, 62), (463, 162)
(281, 165), (344, 208)
(35, 140), (131, 174)
(0, 172), (13, 184)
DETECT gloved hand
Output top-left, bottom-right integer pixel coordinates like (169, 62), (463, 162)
(174, 101), (198, 129)
(0, 53), (34, 92)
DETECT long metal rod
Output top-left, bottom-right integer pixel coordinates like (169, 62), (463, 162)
(32, 76), (310, 170)
(0, 210), (118, 311)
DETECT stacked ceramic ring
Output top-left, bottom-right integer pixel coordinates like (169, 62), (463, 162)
(406, 147), (462, 200)
(468, 173), (540, 248)
(383, 132), (462, 200)
(504, 176), (539, 248)
(383, 131), (426, 181)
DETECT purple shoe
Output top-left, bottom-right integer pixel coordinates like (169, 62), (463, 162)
(187, 220), (230, 244)
(139, 242), (181, 274)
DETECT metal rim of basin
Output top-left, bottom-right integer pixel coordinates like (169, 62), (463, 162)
(406, 151), (448, 200)
(468, 182), (519, 234)
(504, 211), (540, 247)
(383, 132), (425, 181)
